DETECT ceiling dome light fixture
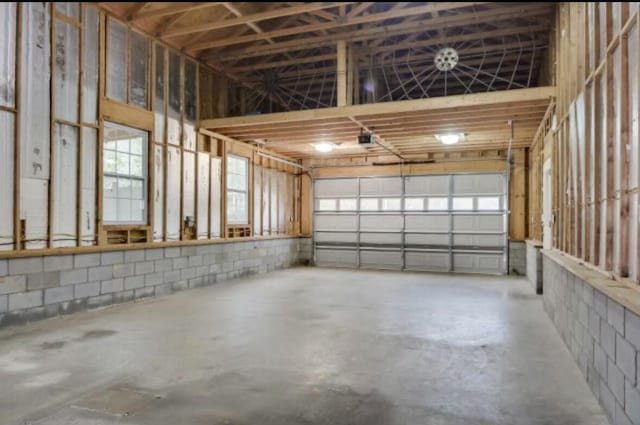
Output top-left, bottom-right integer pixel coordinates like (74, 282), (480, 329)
(313, 142), (335, 153)
(435, 133), (465, 145)
(434, 47), (459, 71)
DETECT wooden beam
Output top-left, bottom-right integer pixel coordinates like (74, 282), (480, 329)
(336, 40), (347, 107)
(232, 53), (336, 73)
(207, 19), (549, 62)
(192, 2), (489, 52)
(201, 86), (555, 128)
(131, 3), (221, 21)
(163, 3), (347, 38)
(126, 2), (150, 20)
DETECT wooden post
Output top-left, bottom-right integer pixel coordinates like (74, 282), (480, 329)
(337, 40), (347, 107)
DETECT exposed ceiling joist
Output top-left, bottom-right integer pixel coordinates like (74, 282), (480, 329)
(193, 2), (487, 53)
(163, 2), (349, 38)
(208, 10), (549, 62)
(131, 2), (222, 21)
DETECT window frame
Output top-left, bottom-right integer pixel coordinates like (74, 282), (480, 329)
(102, 121), (149, 225)
(226, 154), (250, 225)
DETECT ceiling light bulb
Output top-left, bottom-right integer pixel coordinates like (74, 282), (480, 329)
(314, 142), (334, 153)
(435, 133), (463, 145)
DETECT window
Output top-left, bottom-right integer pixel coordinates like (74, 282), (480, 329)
(227, 155), (249, 224)
(381, 198), (401, 211)
(478, 197), (501, 210)
(103, 122), (148, 224)
(405, 198), (424, 211)
(453, 197), (474, 210)
(360, 198), (379, 211)
(427, 197), (448, 210)
(317, 199), (336, 211)
(339, 198), (357, 211)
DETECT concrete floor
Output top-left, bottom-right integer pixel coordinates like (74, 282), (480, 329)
(0, 267), (607, 425)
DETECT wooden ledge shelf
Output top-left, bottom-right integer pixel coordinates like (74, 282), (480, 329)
(542, 249), (640, 317)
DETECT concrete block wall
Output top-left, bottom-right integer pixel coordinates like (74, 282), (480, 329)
(509, 241), (526, 275)
(526, 242), (543, 294)
(0, 237), (312, 328)
(543, 254), (640, 425)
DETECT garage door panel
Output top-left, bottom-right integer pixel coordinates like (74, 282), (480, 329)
(453, 253), (504, 274)
(405, 233), (449, 246)
(314, 214), (357, 231)
(453, 234), (504, 248)
(360, 215), (402, 231)
(315, 179), (358, 197)
(360, 177), (402, 196)
(405, 175), (449, 195)
(315, 232), (357, 243)
(405, 252), (450, 271)
(405, 215), (448, 232)
(360, 232), (402, 245)
(453, 174), (503, 194)
(360, 250), (402, 270)
(316, 249), (357, 267)
(453, 215), (503, 232)
(313, 174), (506, 274)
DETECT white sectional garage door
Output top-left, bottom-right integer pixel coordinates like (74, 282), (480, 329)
(313, 173), (507, 274)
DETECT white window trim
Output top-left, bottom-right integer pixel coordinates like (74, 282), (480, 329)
(227, 154), (249, 225)
(103, 121), (148, 225)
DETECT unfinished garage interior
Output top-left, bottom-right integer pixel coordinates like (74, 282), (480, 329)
(0, 2), (639, 424)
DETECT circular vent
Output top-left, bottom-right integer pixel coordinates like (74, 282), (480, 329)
(434, 47), (459, 71)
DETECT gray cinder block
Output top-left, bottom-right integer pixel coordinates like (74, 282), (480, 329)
(101, 278), (124, 294)
(74, 253), (100, 268)
(44, 286), (73, 305)
(9, 257), (43, 275)
(9, 291), (43, 311)
(101, 251), (124, 266)
(44, 255), (73, 272)
(0, 275), (27, 295)
(74, 282), (100, 299)
(60, 268), (88, 286)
